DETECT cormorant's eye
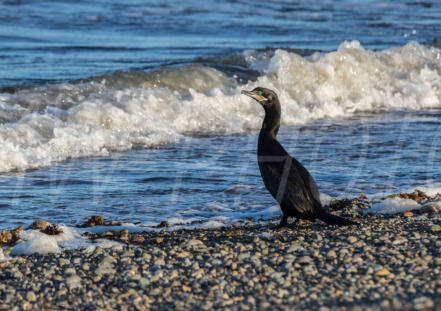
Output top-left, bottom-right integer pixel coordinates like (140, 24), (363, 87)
(258, 91), (263, 96)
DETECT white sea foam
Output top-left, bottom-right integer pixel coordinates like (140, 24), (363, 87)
(319, 193), (334, 206)
(12, 232), (61, 255)
(1, 42), (440, 172)
(258, 232), (275, 240)
(368, 197), (420, 215)
(0, 248), (13, 262)
(82, 224), (149, 235)
(10, 224), (123, 255)
(82, 239), (122, 253)
(167, 217), (202, 225)
(404, 185), (441, 197)
(201, 220), (225, 229)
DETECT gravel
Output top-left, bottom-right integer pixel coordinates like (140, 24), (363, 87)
(1, 214), (441, 310)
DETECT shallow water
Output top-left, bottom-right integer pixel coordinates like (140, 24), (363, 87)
(1, 0), (441, 229)
(2, 110), (441, 229)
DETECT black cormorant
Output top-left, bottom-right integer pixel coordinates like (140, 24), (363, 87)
(242, 87), (355, 227)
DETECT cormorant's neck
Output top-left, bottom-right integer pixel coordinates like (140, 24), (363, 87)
(259, 102), (281, 140)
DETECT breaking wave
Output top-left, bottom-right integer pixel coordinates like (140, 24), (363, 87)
(0, 41), (440, 172)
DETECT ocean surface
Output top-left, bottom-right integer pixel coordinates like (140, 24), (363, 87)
(1, 0), (441, 229)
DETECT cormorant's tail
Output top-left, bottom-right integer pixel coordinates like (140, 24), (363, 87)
(318, 212), (357, 226)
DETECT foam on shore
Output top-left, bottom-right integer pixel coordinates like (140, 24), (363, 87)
(0, 248), (13, 262)
(368, 197), (421, 215)
(10, 225), (122, 256)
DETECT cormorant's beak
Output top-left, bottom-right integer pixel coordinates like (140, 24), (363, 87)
(241, 90), (267, 103)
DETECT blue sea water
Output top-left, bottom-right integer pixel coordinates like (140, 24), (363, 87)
(1, 0), (440, 87)
(1, 0), (441, 229)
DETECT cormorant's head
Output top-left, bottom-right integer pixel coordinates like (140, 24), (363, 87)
(241, 87), (278, 109)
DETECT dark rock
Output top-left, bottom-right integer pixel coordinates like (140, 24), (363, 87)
(78, 215), (122, 228)
(78, 215), (106, 227)
(27, 220), (51, 230)
(118, 229), (129, 240)
(421, 204), (441, 214)
(387, 189), (428, 201)
(327, 198), (369, 218)
(131, 235), (145, 243)
(0, 226), (22, 247)
(42, 225), (63, 236)
(157, 221), (170, 228)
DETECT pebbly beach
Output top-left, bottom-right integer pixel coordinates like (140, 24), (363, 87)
(1, 195), (441, 311)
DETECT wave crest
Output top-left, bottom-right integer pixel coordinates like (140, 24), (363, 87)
(0, 41), (440, 172)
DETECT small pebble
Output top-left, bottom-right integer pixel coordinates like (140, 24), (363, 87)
(347, 236), (357, 243)
(375, 268), (390, 277)
(431, 225), (441, 232)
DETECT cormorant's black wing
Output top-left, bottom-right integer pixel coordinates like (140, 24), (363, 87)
(289, 157), (322, 205)
(266, 155), (322, 219)
(258, 139), (322, 217)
